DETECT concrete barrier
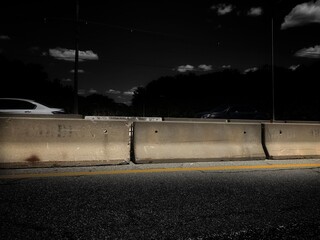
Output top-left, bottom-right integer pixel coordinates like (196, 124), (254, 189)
(264, 123), (320, 159)
(85, 116), (162, 122)
(133, 121), (266, 163)
(0, 117), (131, 168)
(163, 117), (271, 123)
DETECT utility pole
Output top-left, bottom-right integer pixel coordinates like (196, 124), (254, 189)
(271, 17), (275, 122)
(73, 0), (80, 114)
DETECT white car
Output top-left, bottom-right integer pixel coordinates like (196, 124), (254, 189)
(0, 98), (65, 115)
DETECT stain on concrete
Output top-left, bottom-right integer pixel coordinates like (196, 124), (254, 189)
(25, 155), (41, 163)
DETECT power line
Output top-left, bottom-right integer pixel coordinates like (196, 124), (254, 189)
(43, 17), (202, 40)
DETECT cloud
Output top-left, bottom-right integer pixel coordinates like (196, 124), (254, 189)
(70, 69), (85, 73)
(48, 47), (99, 61)
(106, 89), (121, 95)
(198, 64), (213, 72)
(88, 88), (98, 94)
(123, 92), (134, 96)
(0, 35), (10, 40)
(123, 87), (138, 96)
(247, 7), (263, 16)
(177, 64), (195, 73)
(222, 65), (231, 69)
(289, 64), (300, 71)
(78, 88), (99, 96)
(294, 45), (320, 58)
(175, 64), (213, 73)
(78, 89), (86, 96)
(281, 0), (320, 29)
(211, 4), (234, 15)
(243, 67), (258, 74)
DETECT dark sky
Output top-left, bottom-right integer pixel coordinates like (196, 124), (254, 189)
(1, 0), (319, 104)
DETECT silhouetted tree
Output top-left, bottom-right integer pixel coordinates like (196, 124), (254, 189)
(79, 94), (130, 116)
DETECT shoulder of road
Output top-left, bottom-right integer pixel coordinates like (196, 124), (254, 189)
(1, 159), (320, 179)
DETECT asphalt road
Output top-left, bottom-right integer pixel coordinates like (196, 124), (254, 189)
(1, 162), (320, 240)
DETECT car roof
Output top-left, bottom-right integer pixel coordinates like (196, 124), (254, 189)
(0, 98), (36, 102)
(0, 98), (53, 109)
(0, 98), (65, 113)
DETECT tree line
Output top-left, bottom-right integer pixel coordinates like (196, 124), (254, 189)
(131, 63), (320, 120)
(1, 55), (319, 120)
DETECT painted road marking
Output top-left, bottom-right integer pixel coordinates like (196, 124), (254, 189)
(1, 163), (320, 179)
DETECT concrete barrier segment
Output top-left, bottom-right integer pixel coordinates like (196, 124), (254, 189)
(0, 117), (131, 168)
(264, 123), (320, 159)
(133, 121), (266, 163)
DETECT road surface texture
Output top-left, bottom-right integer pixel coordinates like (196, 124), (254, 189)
(1, 161), (320, 239)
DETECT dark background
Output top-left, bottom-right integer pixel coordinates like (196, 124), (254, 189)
(0, 0), (319, 120)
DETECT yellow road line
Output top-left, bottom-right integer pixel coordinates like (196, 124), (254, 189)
(1, 163), (320, 179)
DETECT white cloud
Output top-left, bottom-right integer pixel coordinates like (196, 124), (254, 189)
(123, 91), (134, 96)
(222, 65), (231, 69)
(177, 64), (195, 73)
(48, 47), (99, 61)
(248, 7), (263, 16)
(243, 67), (258, 74)
(295, 45), (320, 58)
(281, 0), (320, 29)
(211, 4), (234, 15)
(123, 87), (138, 96)
(106, 89), (121, 95)
(289, 64), (300, 71)
(88, 88), (98, 94)
(175, 64), (214, 73)
(0, 35), (10, 40)
(70, 69), (85, 73)
(198, 64), (212, 71)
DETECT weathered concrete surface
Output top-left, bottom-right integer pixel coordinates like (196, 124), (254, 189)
(134, 121), (266, 163)
(265, 123), (320, 159)
(0, 117), (130, 168)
